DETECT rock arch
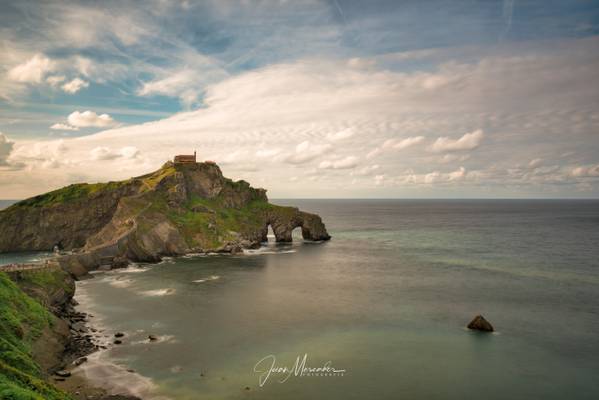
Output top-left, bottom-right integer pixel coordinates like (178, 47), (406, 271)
(262, 208), (331, 243)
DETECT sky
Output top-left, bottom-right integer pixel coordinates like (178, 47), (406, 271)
(1, 0), (599, 199)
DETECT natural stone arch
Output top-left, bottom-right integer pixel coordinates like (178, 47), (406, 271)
(261, 208), (330, 243)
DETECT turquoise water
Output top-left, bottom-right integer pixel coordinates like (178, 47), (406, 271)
(72, 200), (599, 399)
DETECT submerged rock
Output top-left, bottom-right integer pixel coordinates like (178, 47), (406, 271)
(55, 370), (71, 378)
(467, 315), (494, 332)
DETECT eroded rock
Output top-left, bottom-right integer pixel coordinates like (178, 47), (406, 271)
(467, 315), (494, 332)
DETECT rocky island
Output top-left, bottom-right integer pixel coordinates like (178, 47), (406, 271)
(0, 157), (330, 275)
(0, 157), (330, 399)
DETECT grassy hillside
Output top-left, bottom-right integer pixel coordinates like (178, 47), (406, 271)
(0, 272), (71, 400)
(10, 181), (131, 209)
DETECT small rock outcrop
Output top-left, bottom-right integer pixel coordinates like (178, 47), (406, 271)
(0, 160), (331, 274)
(467, 315), (494, 332)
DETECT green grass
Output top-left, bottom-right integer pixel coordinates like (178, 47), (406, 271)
(10, 181), (129, 209)
(140, 165), (176, 191)
(0, 273), (72, 400)
(164, 195), (275, 248)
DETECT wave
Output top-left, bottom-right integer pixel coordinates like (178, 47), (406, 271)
(131, 334), (177, 345)
(140, 288), (176, 296)
(110, 264), (148, 274)
(74, 351), (168, 400)
(192, 275), (220, 283)
(108, 277), (134, 288)
(243, 248), (296, 255)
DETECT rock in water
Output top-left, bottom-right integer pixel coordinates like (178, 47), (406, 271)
(467, 315), (494, 332)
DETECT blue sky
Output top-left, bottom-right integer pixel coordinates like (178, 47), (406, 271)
(1, 0), (599, 198)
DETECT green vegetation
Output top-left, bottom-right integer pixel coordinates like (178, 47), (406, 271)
(0, 273), (72, 400)
(11, 180), (129, 209)
(13, 267), (75, 309)
(140, 165), (176, 191)
(167, 195), (274, 248)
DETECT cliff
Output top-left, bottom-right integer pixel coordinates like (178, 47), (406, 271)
(0, 161), (330, 273)
(0, 269), (72, 399)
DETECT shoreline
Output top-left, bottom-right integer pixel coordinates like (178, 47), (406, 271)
(51, 281), (145, 400)
(0, 259), (145, 400)
(65, 274), (165, 400)
(2, 243), (313, 399)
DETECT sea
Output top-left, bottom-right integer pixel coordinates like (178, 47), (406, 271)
(2, 199), (599, 399)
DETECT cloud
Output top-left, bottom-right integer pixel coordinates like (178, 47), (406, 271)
(327, 128), (355, 141)
(67, 111), (118, 128)
(7, 54), (55, 83)
(383, 136), (425, 150)
(366, 136), (425, 160)
(61, 77), (89, 93)
(46, 75), (66, 86)
(528, 158), (543, 168)
(429, 130), (484, 153)
(439, 154), (470, 164)
(137, 63), (227, 108)
(255, 148), (281, 158)
(0, 133), (15, 166)
(50, 123), (79, 131)
(285, 141), (332, 165)
(571, 164), (599, 177)
(3, 35), (599, 198)
(366, 147), (382, 160)
(352, 164), (380, 176)
(319, 156), (359, 169)
(397, 166), (469, 185)
(90, 146), (140, 161)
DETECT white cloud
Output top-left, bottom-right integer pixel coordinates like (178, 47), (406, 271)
(327, 128), (355, 141)
(404, 166), (469, 184)
(120, 146), (140, 159)
(429, 130), (484, 153)
(529, 158), (543, 168)
(285, 141), (332, 164)
(7, 54), (55, 83)
(0, 133), (15, 166)
(319, 156), (359, 169)
(439, 154), (470, 163)
(50, 123), (79, 131)
(3, 36), (599, 198)
(61, 77), (89, 93)
(90, 146), (140, 161)
(366, 147), (382, 160)
(46, 75), (66, 86)
(571, 164), (599, 177)
(255, 148), (281, 158)
(68, 111), (118, 128)
(138, 62), (227, 108)
(366, 136), (425, 160)
(220, 149), (248, 165)
(352, 164), (380, 176)
(383, 136), (425, 150)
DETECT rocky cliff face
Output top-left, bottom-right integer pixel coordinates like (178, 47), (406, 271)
(0, 180), (142, 252)
(0, 161), (330, 273)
